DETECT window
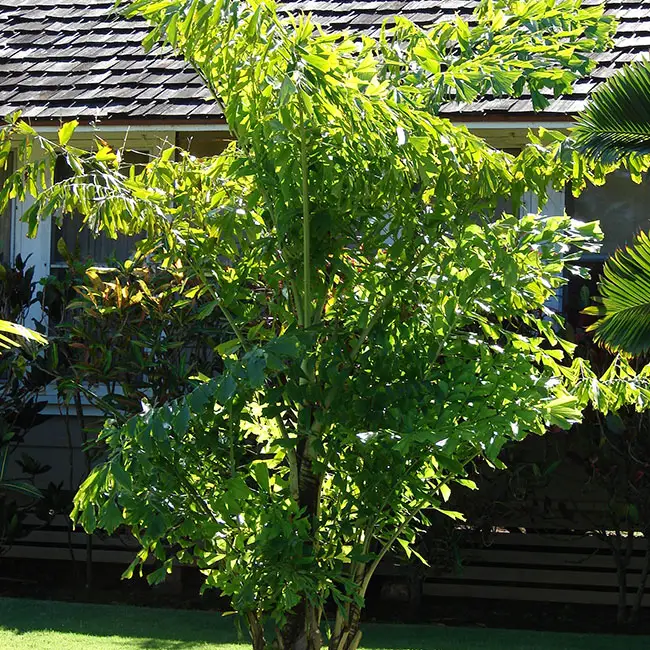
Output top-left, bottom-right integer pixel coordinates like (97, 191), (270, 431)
(492, 150), (530, 218)
(568, 170), (650, 258)
(176, 131), (231, 158)
(0, 152), (13, 264)
(564, 171), (650, 337)
(50, 151), (147, 269)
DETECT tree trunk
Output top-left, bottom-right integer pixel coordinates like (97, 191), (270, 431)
(279, 602), (323, 650)
(611, 533), (628, 626)
(630, 532), (650, 624)
(247, 612), (266, 650)
(613, 526), (634, 626)
(276, 431), (324, 650)
(328, 602), (363, 650)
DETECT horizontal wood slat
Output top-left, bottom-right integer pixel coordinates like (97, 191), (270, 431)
(0, 545), (135, 565)
(423, 583), (649, 607)
(445, 566), (649, 589)
(461, 548), (647, 570)
(378, 531), (650, 608)
(475, 533), (643, 551)
(2, 514), (140, 564)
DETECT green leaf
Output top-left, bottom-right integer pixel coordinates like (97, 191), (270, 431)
(197, 300), (219, 321)
(265, 335), (300, 359)
(15, 121), (36, 136)
(58, 120), (79, 146)
(303, 53), (331, 72)
(573, 60), (650, 163)
(216, 375), (236, 403)
(396, 537), (412, 559)
(78, 504), (97, 533)
(174, 404), (191, 434)
(585, 230), (650, 355)
(546, 395), (582, 429)
(0, 319), (47, 349)
(56, 236), (69, 260)
(146, 564), (170, 586)
(217, 339), (241, 357)
(252, 461), (270, 493)
(100, 499), (124, 534)
(435, 508), (466, 521)
(0, 479), (41, 499)
(245, 351), (266, 388)
(605, 412), (626, 434)
(111, 460), (133, 490)
(439, 483), (451, 502)
(435, 454), (465, 474)
(279, 76), (297, 106)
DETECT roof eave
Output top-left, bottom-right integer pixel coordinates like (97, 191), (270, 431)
(21, 117), (231, 132)
(448, 112), (576, 128)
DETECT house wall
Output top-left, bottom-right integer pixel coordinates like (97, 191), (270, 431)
(4, 125), (232, 494)
(5, 123), (571, 489)
(20, 415), (102, 492)
(0, 123), (621, 528)
(5, 124), (650, 610)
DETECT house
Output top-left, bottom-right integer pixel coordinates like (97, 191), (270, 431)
(1, 1), (647, 324)
(2, 0), (650, 604)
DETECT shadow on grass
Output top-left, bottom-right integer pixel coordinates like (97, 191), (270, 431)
(359, 622), (650, 650)
(0, 596), (242, 648)
(2, 598), (650, 650)
(119, 639), (243, 650)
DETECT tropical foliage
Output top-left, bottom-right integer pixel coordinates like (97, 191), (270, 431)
(572, 353), (650, 625)
(0, 0), (618, 648)
(574, 61), (650, 354)
(40, 252), (230, 420)
(0, 256), (49, 548)
(573, 60), (650, 164)
(0, 320), (45, 350)
(583, 230), (650, 355)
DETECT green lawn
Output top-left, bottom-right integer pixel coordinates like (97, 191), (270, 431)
(0, 597), (648, 649)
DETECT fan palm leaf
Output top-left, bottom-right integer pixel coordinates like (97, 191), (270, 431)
(573, 60), (650, 164)
(0, 319), (46, 350)
(584, 230), (650, 355)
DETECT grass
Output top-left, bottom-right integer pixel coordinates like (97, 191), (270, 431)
(0, 597), (649, 649)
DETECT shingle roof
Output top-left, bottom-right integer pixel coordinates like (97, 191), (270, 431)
(2, 0), (650, 124)
(0, 0), (217, 123)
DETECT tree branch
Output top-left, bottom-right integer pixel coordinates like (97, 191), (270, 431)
(300, 99), (312, 326)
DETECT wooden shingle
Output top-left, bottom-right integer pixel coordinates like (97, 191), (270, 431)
(2, 0), (650, 124)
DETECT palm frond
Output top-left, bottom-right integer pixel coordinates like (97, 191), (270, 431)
(585, 230), (650, 355)
(573, 60), (650, 164)
(0, 319), (47, 350)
